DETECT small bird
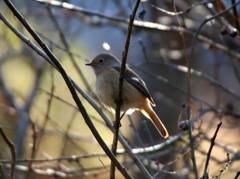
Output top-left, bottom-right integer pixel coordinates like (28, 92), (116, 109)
(86, 53), (169, 138)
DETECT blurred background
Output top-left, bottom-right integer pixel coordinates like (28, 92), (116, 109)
(0, 0), (240, 178)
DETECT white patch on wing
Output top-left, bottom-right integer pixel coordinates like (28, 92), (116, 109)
(131, 77), (141, 83)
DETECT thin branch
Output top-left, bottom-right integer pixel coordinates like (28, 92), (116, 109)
(137, 39), (148, 62)
(145, 1), (211, 15)
(173, 1), (198, 177)
(36, 67), (54, 154)
(215, 152), (231, 179)
(234, 171), (240, 179)
(0, 125), (16, 179)
(2, 159), (138, 178)
(205, 3), (238, 35)
(161, 62), (240, 101)
(202, 122), (222, 178)
(128, 115), (153, 172)
(46, 5), (95, 97)
(0, 153), (107, 164)
(137, 67), (214, 108)
(111, 1), (142, 178)
(135, 60), (240, 101)
(231, 0), (240, 31)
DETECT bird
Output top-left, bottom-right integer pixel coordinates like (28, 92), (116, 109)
(86, 53), (169, 138)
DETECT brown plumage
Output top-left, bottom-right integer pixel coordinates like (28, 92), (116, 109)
(86, 53), (169, 138)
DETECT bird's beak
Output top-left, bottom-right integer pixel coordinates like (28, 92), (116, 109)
(85, 62), (92, 66)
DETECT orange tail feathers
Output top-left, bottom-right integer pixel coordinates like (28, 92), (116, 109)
(140, 102), (169, 138)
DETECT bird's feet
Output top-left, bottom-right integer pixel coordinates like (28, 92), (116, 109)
(113, 121), (122, 129)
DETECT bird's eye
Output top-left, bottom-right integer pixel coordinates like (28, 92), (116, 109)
(99, 58), (105, 64)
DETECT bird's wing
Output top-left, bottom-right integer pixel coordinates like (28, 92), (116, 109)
(112, 66), (155, 106)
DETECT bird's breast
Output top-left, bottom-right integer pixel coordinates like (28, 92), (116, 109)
(95, 69), (145, 112)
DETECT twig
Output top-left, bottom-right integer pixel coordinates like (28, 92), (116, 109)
(137, 67), (214, 108)
(2, 159), (138, 178)
(215, 152), (231, 179)
(137, 38), (148, 62)
(111, 1), (141, 178)
(0, 125), (16, 179)
(234, 171), (240, 179)
(173, 1), (198, 177)
(231, 0), (240, 31)
(135, 61), (240, 101)
(159, 62), (240, 101)
(26, 120), (38, 176)
(37, 67), (54, 142)
(186, 79), (198, 179)
(128, 115), (152, 172)
(145, 1), (211, 15)
(202, 122), (222, 178)
(46, 5), (95, 97)
(0, 153), (108, 164)
(205, 2), (238, 36)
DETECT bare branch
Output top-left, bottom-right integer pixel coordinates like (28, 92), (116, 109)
(0, 126), (16, 179)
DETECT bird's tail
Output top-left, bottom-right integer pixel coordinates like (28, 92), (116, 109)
(140, 102), (169, 138)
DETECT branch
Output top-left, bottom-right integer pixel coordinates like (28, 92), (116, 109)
(111, 0), (142, 178)
(234, 171), (240, 179)
(45, 5), (95, 97)
(0, 125), (16, 179)
(145, 1), (210, 15)
(202, 122), (222, 178)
